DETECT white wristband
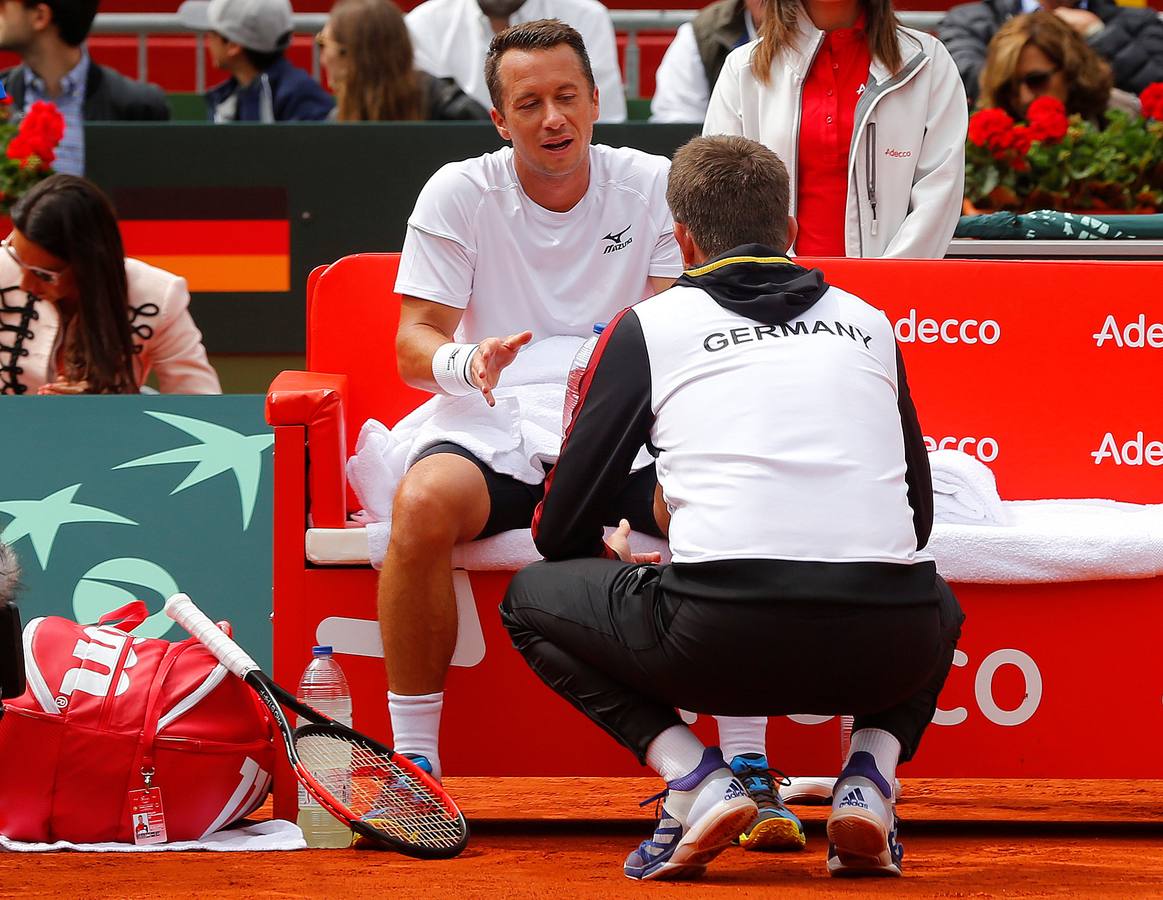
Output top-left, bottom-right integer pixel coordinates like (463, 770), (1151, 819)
(431, 342), (480, 396)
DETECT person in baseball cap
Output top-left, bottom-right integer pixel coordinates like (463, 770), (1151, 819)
(178, 0), (333, 121)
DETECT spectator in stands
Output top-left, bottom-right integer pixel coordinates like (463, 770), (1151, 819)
(405, 0), (627, 121)
(0, 175), (220, 395)
(939, 0), (1163, 105)
(651, 0), (764, 123)
(320, 0), (488, 120)
(0, 0), (169, 176)
(704, 0), (967, 259)
(978, 12), (1140, 122)
(177, 0), (334, 122)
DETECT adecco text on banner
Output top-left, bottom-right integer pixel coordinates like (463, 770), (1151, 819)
(895, 309), (1001, 345)
(923, 435), (999, 462)
(1093, 314), (1163, 348)
(1092, 432), (1163, 466)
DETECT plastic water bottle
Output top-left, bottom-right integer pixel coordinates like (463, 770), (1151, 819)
(563, 323), (606, 433)
(295, 646), (354, 849)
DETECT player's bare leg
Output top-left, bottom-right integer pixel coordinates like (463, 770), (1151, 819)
(377, 454), (490, 779)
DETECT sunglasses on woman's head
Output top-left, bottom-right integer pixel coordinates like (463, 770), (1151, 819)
(1015, 68), (1058, 92)
(1, 235), (65, 285)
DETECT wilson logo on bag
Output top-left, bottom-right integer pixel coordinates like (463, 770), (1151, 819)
(0, 601), (276, 844)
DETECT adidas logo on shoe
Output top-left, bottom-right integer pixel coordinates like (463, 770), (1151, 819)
(724, 779), (746, 802)
(836, 787), (869, 811)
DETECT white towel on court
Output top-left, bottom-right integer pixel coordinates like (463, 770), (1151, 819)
(929, 498), (1163, 583)
(0, 819), (305, 852)
(929, 449), (1010, 526)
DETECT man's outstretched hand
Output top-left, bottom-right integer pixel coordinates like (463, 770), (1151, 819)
(604, 519), (663, 564)
(472, 331), (534, 406)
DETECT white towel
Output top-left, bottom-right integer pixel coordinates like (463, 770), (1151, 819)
(361, 524), (671, 572)
(929, 449), (1010, 526)
(348, 335), (655, 568)
(0, 820), (305, 852)
(930, 498), (1163, 583)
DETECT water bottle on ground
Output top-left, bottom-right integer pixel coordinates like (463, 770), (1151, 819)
(295, 645), (354, 849)
(563, 323), (606, 434)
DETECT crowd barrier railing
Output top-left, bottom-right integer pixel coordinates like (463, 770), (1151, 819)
(89, 9), (947, 97)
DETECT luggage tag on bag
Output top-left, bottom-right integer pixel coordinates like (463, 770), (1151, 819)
(129, 768), (168, 845)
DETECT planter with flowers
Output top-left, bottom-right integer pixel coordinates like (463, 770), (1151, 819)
(964, 85), (1163, 215)
(0, 98), (66, 216)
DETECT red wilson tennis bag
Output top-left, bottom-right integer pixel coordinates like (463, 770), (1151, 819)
(0, 601), (276, 843)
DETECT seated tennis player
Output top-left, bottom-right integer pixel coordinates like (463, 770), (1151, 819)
(377, 18), (680, 788)
(502, 135), (964, 881)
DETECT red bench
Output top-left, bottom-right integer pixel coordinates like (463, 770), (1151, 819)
(265, 253), (1163, 818)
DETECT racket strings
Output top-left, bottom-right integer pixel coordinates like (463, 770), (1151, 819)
(295, 732), (464, 850)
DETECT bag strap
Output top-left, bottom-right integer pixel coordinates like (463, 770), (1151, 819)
(97, 601), (150, 633)
(134, 640), (191, 786)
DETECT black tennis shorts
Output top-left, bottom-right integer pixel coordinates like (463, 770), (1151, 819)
(413, 442), (664, 540)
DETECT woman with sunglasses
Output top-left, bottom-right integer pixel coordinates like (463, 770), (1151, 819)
(703, 0), (968, 258)
(0, 175), (220, 396)
(978, 12), (1140, 125)
(317, 0), (488, 121)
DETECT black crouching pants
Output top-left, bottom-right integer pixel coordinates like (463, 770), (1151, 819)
(501, 558), (963, 765)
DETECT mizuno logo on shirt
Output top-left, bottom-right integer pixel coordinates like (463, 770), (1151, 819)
(602, 225), (633, 254)
(702, 320), (873, 352)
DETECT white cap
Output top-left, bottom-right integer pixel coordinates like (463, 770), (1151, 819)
(177, 0), (293, 54)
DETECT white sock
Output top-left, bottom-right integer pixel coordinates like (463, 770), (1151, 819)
(387, 690), (444, 781)
(845, 728), (901, 788)
(714, 715), (767, 762)
(645, 725), (707, 784)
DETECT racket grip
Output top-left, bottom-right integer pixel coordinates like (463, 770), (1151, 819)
(165, 593), (259, 679)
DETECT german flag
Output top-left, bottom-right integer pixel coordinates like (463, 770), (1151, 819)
(113, 187), (289, 293)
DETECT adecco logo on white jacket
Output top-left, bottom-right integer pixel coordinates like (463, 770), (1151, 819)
(894, 309), (1001, 345)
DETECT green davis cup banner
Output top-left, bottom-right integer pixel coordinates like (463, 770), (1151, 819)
(0, 397), (274, 669)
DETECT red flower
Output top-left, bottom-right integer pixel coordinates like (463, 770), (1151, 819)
(968, 107), (1015, 148)
(1011, 124), (1034, 156)
(1025, 96), (1069, 142)
(1141, 82), (1163, 121)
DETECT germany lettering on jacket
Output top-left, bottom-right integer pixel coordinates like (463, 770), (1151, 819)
(703, 319), (873, 352)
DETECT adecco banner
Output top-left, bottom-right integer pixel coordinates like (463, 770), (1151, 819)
(807, 257), (1163, 504)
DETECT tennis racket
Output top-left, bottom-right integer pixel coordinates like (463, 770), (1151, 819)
(164, 593), (469, 858)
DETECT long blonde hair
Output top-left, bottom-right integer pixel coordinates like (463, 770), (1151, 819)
(751, 0), (902, 85)
(330, 0), (425, 121)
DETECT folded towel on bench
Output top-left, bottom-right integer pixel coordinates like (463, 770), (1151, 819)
(929, 499), (1163, 583)
(929, 449), (1010, 526)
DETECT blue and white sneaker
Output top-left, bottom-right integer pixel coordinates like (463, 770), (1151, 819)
(729, 754), (806, 851)
(624, 754), (757, 881)
(825, 752), (903, 877)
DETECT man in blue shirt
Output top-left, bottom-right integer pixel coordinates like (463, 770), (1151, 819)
(178, 0), (334, 122)
(0, 0), (169, 175)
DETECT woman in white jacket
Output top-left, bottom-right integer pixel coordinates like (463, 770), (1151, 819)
(704, 0), (968, 258)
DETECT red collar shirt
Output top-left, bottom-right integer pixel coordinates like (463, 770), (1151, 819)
(795, 19), (872, 257)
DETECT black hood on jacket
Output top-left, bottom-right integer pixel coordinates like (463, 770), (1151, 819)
(675, 243), (830, 326)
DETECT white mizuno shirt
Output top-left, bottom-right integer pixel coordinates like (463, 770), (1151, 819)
(395, 143), (684, 344)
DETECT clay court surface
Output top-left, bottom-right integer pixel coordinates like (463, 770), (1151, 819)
(7, 779), (1163, 898)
